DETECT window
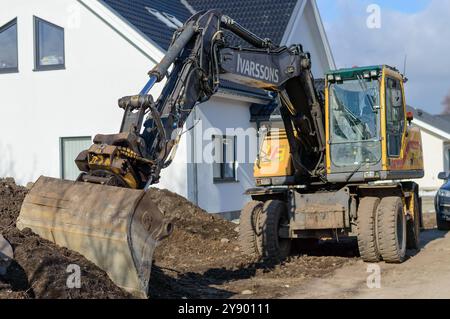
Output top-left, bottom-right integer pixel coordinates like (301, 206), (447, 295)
(60, 137), (92, 180)
(34, 17), (65, 71)
(0, 18), (18, 73)
(329, 78), (381, 167)
(385, 77), (405, 157)
(212, 135), (237, 182)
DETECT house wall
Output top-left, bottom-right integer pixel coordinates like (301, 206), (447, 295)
(194, 96), (257, 214)
(416, 128), (445, 191)
(160, 94), (259, 214)
(0, 0), (164, 184)
(282, 0), (332, 77)
(444, 142), (450, 174)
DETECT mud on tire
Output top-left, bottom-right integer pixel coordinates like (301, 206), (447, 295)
(357, 197), (381, 262)
(239, 201), (264, 258)
(377, 197), (407, 263)
(259, 200), (291, 262)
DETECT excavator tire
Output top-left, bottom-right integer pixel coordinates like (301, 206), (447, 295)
(16, 176), (173, 298)
(406, 193), (421, 250)
(377, 197), (407, 263)
(356, 197), (381, 262)
(239, 201), (264, 258)
(258, 200), (291, 262)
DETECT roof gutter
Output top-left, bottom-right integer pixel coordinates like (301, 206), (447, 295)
(413, 118), (450, 140)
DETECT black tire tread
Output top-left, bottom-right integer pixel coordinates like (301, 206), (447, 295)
(357, 197), (381, 262)
(377, 197), (406, 263)
(239, 201), (263, 258)
(259, 200), (291, 262)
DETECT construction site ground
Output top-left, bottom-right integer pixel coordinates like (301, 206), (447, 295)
(0, 178), (446, 299)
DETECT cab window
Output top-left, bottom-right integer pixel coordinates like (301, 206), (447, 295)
(385, 77), (405, 157)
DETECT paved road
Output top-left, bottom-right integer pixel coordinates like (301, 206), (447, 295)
(286, 229), (450, 299)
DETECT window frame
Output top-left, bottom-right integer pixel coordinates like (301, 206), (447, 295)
(385, 76), (406, 158)
(212, 135), (238, 183)
(59, 136), (92, 180)
(0, 18), (19, 74)
(34, 16), (65, 71)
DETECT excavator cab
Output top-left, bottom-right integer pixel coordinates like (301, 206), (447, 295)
(254, 65), (423, 187)
(325, 65), (423, 183)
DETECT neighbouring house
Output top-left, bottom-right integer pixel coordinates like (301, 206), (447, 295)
(0, 0), (335, 216)
(407, 106), (450, 192)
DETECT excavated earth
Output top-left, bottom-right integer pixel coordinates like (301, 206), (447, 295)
(0, 178), (131, 299)
(147, 189), (357, 299)
(0, 178), (359, 299)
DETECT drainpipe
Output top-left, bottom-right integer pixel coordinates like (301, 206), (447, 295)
(191, 107), (199, 205)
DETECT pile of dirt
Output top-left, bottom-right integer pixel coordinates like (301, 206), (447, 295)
(0, 178), (131, 299)
(149, 189), (251, 271)
(147, 188), (355, 299)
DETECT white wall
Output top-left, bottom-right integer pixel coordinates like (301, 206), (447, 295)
(282, 0), (331, 77)
(444, 142), (450, 174)
(416, 128), (445, 191)
(192, 96), (257, 214)
(0, 0), (164, 184)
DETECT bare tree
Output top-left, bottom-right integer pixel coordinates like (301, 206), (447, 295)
(443, 92), (450, 114)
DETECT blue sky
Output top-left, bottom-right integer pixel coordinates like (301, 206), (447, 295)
(317, 0), (432, 21)
(316, 0), (449, 114)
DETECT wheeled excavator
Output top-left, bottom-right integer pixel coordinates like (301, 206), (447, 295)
(17, 10), (424, 297)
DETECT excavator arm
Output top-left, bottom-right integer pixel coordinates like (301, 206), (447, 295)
(75, 10), (326, 189)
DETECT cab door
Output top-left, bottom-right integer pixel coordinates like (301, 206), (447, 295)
(385, 76), (405, 160)
(384, 71), (423, 174)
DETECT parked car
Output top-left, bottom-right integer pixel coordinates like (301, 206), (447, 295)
(435, 172), (450, 230)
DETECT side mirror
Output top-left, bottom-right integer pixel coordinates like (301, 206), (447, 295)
(438, 172), (449, 180)
(406, 111), (414, 125)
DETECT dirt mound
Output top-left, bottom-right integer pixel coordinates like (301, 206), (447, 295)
(147, 188), (355, 299)
(0, 178), (130, 299)
(149, 189), (250, 270)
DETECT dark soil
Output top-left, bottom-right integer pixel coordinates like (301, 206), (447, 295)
(0, 178), (131, 299)
(147, 188), (356, 299)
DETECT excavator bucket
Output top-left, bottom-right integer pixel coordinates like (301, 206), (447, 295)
(16, 176), (172, 298)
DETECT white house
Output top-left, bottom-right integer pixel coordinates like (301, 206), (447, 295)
(0, 0), (335, 216)
(407, 107), (450, 192)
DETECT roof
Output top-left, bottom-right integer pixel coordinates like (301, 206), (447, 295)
(101, 0), (192, 51)
(95, 0), (335, 101)
(442, 114), (450, 123)
(250, 78), (324, 122)
(407, 106), (450, 139)
(188, 0), (298, 47)
(250, 98), (281, 122)
(100, 0), (300, 99)
(101, 0), (298, 51)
